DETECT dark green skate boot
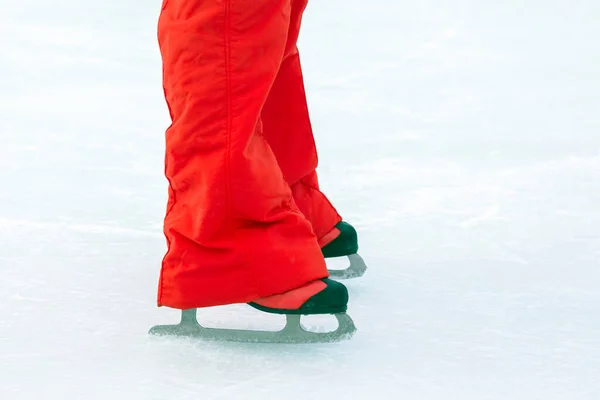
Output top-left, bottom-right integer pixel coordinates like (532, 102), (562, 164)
(321, 221), (367, 279)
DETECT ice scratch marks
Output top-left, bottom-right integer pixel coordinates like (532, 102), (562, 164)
(315, 22), (465, 88)
(457, 204), (505, 229)
(0, 216), (161, 238)
(327, 153), (600, 263)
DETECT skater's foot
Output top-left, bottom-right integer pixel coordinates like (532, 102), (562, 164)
(249, 278), (348, 315)
(320, 221), (359, 258)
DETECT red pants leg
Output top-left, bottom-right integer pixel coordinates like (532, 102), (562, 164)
(157, 0), (328, 310)
(261, 0), (343, 240)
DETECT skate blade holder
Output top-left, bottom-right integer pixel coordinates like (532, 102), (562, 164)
(327, 253), (367, 280)
(149, 309), (357, 344)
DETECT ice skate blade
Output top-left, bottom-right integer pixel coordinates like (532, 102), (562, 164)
(149, 309), (356, 344)
(327, 253), (367, 280)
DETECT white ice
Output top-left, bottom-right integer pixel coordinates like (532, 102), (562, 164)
(1, 1), (599, 399)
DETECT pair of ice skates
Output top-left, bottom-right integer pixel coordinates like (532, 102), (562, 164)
(149, 221), (366, 344)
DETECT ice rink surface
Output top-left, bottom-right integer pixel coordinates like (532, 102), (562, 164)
(1, 1), (599, 398)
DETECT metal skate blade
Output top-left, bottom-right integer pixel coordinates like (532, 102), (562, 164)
(327, 253), (367, 279)
(149, 309), (356, 344)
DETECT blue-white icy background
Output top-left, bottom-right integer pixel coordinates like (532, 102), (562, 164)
(1, 1), (599, 399)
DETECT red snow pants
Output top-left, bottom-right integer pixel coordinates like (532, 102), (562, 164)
(157, 0), (342, 309)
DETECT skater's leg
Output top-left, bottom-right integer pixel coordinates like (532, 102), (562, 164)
(289, 170), (342, 240)
(157, 0), (329, 310)
(261, 0), (342, 240)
